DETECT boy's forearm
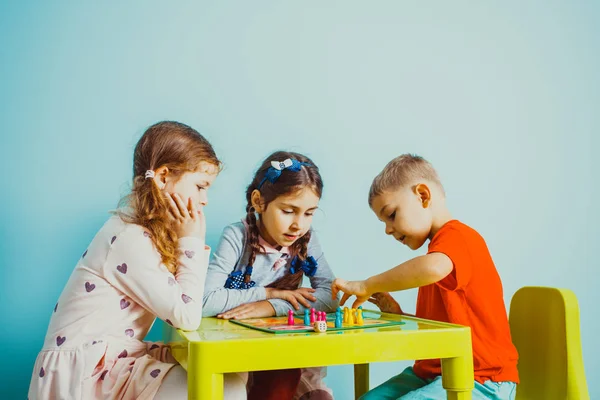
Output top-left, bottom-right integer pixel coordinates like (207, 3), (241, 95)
(364, 254), (451, 294)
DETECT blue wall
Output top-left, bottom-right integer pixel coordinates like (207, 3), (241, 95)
(1, 2), (598, 398)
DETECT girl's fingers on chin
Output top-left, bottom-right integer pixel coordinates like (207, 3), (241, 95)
(165, 195), (178, 211)
(172, 194), (188, 216)
(168, 200), (183, 219)
(189, 201), (197, 220)
(167, 209), (179, 221)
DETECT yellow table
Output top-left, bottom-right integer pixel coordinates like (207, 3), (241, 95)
(164, 311), (474, 400)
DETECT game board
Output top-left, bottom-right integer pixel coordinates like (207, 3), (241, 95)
(230, 309), (404, 334)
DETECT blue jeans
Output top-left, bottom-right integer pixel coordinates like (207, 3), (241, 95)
(360, 367), (516, 400)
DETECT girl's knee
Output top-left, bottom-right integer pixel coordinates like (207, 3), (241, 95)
(224, 372), (249, 400)
(154, 366), (187, 400)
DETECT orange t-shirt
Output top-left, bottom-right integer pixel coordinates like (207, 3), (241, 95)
(413, 220), (519, 384)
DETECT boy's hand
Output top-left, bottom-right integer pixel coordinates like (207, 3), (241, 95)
(331, 278), (370, 308)
(369, 292), (403, 314)
(217, 301), (276, 320)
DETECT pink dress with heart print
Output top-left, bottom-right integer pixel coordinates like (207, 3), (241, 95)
(28, 215), (210, 400)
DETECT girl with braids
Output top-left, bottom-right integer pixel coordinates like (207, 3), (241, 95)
(203, 151), (339, 400)
(28, 121), (247, 400)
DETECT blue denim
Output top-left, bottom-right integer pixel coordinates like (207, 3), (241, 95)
(360, 367), (516, 400)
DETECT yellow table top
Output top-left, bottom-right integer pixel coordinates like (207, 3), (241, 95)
(165, 311), (473, 373)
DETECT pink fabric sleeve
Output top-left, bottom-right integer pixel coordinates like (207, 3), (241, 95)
(103, 225), (210, 331)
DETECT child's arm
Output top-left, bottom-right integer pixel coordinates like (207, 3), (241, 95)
(202, 225), (268, 316)
(268, 232), (340, 316)
(332, 253), (453, 308)
(103, 225), (209, 331)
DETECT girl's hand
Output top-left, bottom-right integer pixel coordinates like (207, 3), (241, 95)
(166, 193), (205, 240)
(266, 287), (317, 310)
(217, 301), (276, 320)
(331, 278), (370, 309)
(368, 292), (403, 314)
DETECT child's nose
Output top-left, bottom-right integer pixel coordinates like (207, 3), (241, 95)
(290, 216), (304, 231)
(199, 192), (208, 206)
(385, 225), (394, 235)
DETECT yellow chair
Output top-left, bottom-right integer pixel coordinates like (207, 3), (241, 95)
(509, 286), (589, 400)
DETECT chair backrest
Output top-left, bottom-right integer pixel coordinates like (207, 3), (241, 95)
(509, 286), (589, 400)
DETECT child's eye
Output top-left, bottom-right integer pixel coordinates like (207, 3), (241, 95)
(282, 209), (294, 214)
(305, 212), (314, 217)
(197, 185), (206, 191)
(388, 211), (396, 221)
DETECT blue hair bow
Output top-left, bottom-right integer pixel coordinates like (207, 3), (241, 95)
(224, 266), (256, 289)
(289, 255), (318, 277)
(258, 158), (311, 189)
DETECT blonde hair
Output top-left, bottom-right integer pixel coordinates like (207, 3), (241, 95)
(118, 121), (222, 273)
(368, 154), (444, 206)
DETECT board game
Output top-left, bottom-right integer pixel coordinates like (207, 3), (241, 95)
(230, 309), (404, 334)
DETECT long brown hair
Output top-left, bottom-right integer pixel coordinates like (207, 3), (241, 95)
(245, 151), (323, 290)
(118, 121), (221, 273)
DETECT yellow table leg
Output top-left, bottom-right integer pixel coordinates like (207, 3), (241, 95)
(354, 363), (370, 400)
(441, 355), (474, 400)
(187, 369), (223, 400)
(446, 392), (472, 400)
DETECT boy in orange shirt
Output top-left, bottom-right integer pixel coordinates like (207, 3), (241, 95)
(332, 154), (519, 399)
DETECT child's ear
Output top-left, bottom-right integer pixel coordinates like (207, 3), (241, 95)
(250, 189), (265, 213)
(414, 183), (431, 208)
(153, 166), (169, 190)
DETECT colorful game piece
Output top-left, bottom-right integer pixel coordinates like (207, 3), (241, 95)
(347, 308), (355, 326)
(310, 308), (316, 323)
(335, 313), (342, 328)
(304, 309), (310, 326)
(357, 308), (364, 326)
(287, 310), (294, 326)
(228, 311), (405, 334)
(343, 307), (349, 324)
(335, 308), (342, 327)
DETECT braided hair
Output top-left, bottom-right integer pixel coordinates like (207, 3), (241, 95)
(244, 151), (323, 290)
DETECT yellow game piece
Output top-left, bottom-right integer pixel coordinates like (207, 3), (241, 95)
(347, 308), (355, 326)
(351, 308), (357, 324)
(343, 307), (349, 324)
(357, 308), (364, 326)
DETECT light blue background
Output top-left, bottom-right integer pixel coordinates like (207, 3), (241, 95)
(1, 2), (598, 398)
